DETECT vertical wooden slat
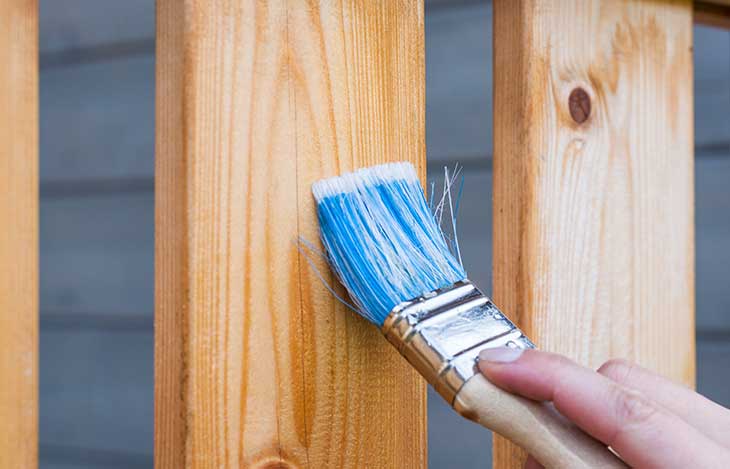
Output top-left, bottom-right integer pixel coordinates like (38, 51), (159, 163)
(492, 1), (694, 467)
(0, 1), (38, 468)
(155, 1), (427, 468)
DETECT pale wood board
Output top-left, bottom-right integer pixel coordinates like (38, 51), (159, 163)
(155, 1), (426, 468)
(0, 1), (38, 468)
(35, 0), (730, 59)
(492, 1), (695, 467)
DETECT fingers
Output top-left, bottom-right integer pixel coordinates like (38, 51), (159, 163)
(598, 358), (730, 446)
(479, 348), (730, 468)
(523, 455), (544, 469)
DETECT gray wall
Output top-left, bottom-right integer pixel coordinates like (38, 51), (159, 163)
(39, 1), (730, 468)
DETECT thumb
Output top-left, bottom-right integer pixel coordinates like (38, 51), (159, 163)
(477, 348), (730, 468)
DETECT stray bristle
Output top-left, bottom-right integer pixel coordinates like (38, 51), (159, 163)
(312, 162), (466, 326)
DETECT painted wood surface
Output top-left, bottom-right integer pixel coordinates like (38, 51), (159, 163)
(492, 1), (695, 467)
(155, 1), (426, 467)
(0, 1), (38, 468)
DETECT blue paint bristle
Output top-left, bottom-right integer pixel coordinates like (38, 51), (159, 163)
(312, 162), (467, 326)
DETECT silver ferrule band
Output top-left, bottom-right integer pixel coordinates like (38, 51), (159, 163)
(381, 280), (534, 405)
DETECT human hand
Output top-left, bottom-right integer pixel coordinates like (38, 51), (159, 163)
(478, 348), (730, 468)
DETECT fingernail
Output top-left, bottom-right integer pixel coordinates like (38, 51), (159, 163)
(478, 346), (524, 363)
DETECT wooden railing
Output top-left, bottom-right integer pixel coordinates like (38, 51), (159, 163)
(2, 0), (727, 467)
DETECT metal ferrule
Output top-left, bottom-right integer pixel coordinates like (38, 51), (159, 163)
(381, 280), (535, 405)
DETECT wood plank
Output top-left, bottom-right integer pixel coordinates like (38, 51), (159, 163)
(428, 387), (491, 469)
(40, 329), (153, 457)
(695, 157), (730, 332)
(37, 0), (464, 56)
(35, 0), (730, 57)
(40, 56), (154, 182)
(694, 25), (730, 146)
(697, 339), (730, 407)
(155, 1), (426, 467)
(40, 193), (153, 317)
(36, 21), (727, 185)
(34, 98), (730, 469)
(0, 1), (38, 468)
(492, 1), (695, 467)
(39, 0), (152, 54)
(35, 328), (730, 469)
(426, 168), (493, 469)
(35, 153), (729, 326)
(426, 2), (492, 161)
(33, 163), (728, 466)
(447, 159), (728, 337)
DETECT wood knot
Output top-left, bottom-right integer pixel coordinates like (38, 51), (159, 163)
(568, 87), (591, 124)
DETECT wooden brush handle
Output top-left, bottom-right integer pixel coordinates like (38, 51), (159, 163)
(453, 374), (627, 468)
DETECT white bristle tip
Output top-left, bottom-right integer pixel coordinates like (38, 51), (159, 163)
(312, 162), (419, 202)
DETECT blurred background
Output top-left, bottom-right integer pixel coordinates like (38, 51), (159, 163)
(39, 1), (729, 468)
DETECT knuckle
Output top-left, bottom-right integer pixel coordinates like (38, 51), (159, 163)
(598, 358), (635, 384)
(547, 353), (575, 370)
(613, 386), (658, 428)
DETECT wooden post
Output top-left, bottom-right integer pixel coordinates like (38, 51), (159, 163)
(155, 1), (426, 467)
(492, 1), (694, 467)
(0, 1), (38, 468)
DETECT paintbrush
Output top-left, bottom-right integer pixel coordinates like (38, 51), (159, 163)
(312, 162), (626, 469)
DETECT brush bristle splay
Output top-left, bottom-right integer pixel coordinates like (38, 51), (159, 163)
(312, 162), (466, 326)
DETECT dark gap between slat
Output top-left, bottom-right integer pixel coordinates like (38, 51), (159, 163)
(41, 312), (153, 332)
(40, 443), (152, 468)
(40, 38), (155, 70)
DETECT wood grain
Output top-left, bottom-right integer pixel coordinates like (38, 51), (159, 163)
(35, 6), (730, 186)
(155, 1), (426, 467)
(0, 1), (38, 468)
(492, 1), (694, 467)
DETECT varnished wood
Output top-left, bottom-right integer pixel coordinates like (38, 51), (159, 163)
(492, 1), (695, 467)
(155, 1), (426, 467)
(0, 1), (38, 467)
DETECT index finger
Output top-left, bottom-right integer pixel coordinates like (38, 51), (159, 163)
(598, 358), (730, 446)
(478, 348), (730, 468)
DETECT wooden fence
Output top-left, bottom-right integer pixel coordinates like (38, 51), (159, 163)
(2, 0), (729, 467)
